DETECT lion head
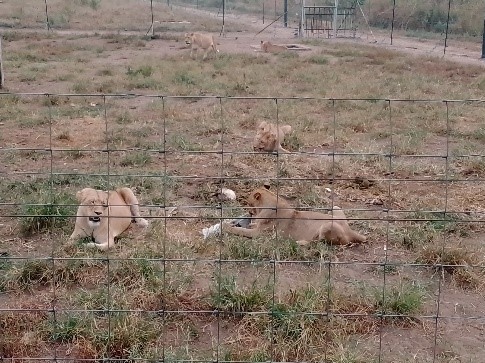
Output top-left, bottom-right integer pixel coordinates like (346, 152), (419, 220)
(253, 121), (292, 152)
(253, 123), (278, 152)
(245, 184), (290, 215)
(76, 188), (109, 227)
(184, 32), (194, 46)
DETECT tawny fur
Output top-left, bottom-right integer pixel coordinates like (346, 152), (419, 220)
(69, 187), (148, 251)
(253, 120), (293, 153)
(223, 185), (366, 246)
(260, 40), (287, 53)
(184, 32), (219, 60)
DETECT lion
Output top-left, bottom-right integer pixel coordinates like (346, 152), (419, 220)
(223, 185), (366, 246)
(184, 32), (219, 60)
(253, 120), (293, 153)
(69, 187), (149, 251)
(260, 40), (287, 53)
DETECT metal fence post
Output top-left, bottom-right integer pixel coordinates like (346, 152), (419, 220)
(284, 0), (288, 27)
(0, 36), (4, 89)
(333, 0), (338, 38)
(482, 19), (485, 59)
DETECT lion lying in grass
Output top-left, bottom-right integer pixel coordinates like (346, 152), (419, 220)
(184, 32), (219, 60)
(260, 40), (288, 53)
(253, 121), (293, 153)
(223, 185), (366, 246)
(69, 187), (148, 251)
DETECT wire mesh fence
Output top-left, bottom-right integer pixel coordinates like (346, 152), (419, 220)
(1, 0), (485, 57)
(1, 92), (485, 361)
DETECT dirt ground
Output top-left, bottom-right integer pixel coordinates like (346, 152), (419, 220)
(1, 2), (485, 362)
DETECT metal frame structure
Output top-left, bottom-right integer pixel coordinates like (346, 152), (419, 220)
(300, 0), (357, 38)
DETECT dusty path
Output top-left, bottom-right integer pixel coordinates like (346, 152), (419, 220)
(175, 4), (485, 67)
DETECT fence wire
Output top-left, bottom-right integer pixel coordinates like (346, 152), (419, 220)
(2, 0), (483, 57)
(1, 92), (485, 362)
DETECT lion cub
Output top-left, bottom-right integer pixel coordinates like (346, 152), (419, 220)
(253, 121), (293, 153)
(260, 40), (288, 53)
(223, 185), (366, 246)
(69, 187), (148, 251)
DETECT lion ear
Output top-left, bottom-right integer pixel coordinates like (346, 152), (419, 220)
(281, 125), (292, 134)
(253, 192), (262, 200)
(76, 188), (89, 202)
(263, 183), (271, 190)
(258, 121), (268, 130)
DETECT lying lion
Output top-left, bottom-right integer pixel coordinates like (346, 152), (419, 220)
(69, 187), (148, 251)
(184, 32), (219, 60)
(253, 120), (292, 153)
(223, 185), (366, 246)
(261, 40), (287, 53)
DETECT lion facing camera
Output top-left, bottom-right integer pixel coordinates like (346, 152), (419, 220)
(253, 121), (293, 153)
(69, 187), (148, 251)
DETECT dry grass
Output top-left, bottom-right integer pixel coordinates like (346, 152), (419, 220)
(1, 2), (485, 362)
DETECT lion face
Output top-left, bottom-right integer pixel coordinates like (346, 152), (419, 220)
(253, 129), (277, 152)
(246, 185), (275, 215)
(253, 121), (277, 151)
(184, 32), (193, 46)
(76, 188), (109, 227)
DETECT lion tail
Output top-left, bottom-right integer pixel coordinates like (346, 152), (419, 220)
(117, 187), (149, 227)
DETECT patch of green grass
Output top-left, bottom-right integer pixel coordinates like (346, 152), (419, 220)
(211, 274), (272, 313)
(393, 223), (436, 249)
(48, 315), (88, 343)
(77, 0), (101, 10)
(392, 128), (428, 155)
(119, 151), (153, 167)
(114, 111), (133, 124)
(469, 126), (485, 142)
(306, 54), (329, 65)
(173, 71), (196, 85)
(47, 13), (70, 29)
(71, 81), (89, 93)
(75, 289), (112, 311)
(396, 211), (468, 249)
(96, 68), (113, 76)
(374, 282), (426, 316)
(17, 113), (50, 128)
(19, 190), (76, 236)
(271, 286), (325, 340)
(131, 126), (155, 139)
(19, 72), (37, 82)
(110, 259), (163, 291)
(15, 260), (51, 288)
(43, 311), (161, 359)
(170, 135), (202, 151)
(281, 132), (302, 152)
(0, 254), (13, 292)
(221, 233), (332, 262)
(127, 65), (153, 78)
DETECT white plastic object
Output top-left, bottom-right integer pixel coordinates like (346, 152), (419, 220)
(202, 223), (221, 239)
(221, 188), (236, 201)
